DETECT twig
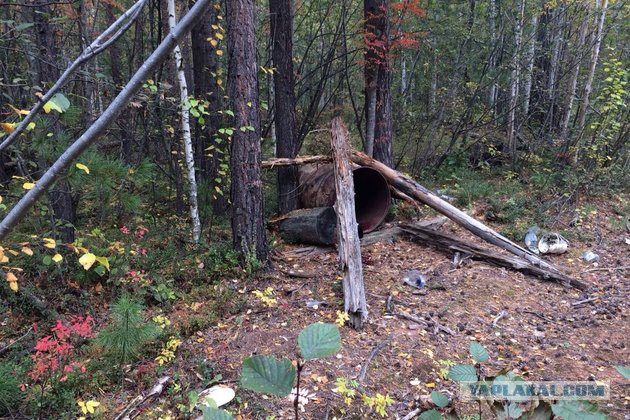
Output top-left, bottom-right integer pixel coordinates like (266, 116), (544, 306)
(397, 311), (455, 335)
(115, 376), (170, 420)
(492, 310), (508, 328)
(521, 310), (553, 322)
(571, 297), (599, 306)
(400, 408), (423, 420)
(358, 335), (392, 384)
(581, 266), (630, 274)
(278, 268), (318, 278)
(0, 326), (32, 356)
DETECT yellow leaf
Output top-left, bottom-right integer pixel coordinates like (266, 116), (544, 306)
(43, 100), (62, 114)
(215, 32), (224, 40)
(26, 122), (36, 131)
(0, 122), (17, 133)
(79, 253), (96, 270)
(216, 49), (223, 56)
(9, 281), (18, 292)
(43, 238), (56, 249)
(0, 195), (2, 204)
(209, 38), (218, 47)
(94, 256), (110, 271)
(76, 163), (90, 174)
(21, 247), (33, 256)
(23, 182), (35, 190)
(8, 104), (30, 116)
(52, 253), (63, 263)
(6, 272), (17, 282)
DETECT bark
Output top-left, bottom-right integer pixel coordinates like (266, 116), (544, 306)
(227, 0), (268, 263)
(278, 207), (337, 245)
(270, 0), (299, 213)
(363, 0), (380, 156)
(330, 118), (367, 329)
(559, 6), (590, 147)
(507, 0), (525, 161)
(373, 0), (393, 167)
(168, 0), (201, 243)
(576, 0), (608, 135)
(488, 0), (498, 111)
(522, 15), (539, 118)
(0, 0), (213, 241)
(190, 1), (227, 214)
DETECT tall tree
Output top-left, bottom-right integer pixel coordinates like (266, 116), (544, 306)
(168, 0), (201, 243)
(227, 0), (268, 263)
(576, 0), (608, 134)
(190, 2), (227, 215)
(373, 0), (393, 168)
(507, 0), (525, 161)
(270, 0), (299, 213)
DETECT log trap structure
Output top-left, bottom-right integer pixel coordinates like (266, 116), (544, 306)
(263, 118), (590, 329)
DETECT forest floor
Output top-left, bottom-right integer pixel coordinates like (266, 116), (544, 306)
(158, 199), (629, 419)
(1, 194), (628, 419)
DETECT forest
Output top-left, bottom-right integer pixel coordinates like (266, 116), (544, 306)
(0, 0), (628, 418)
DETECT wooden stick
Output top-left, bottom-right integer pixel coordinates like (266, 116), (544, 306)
(357, 335), (392, 383)
(330, 118), (367, 329)
(581, 265), (630, 274)
(261, 155), (331, 168)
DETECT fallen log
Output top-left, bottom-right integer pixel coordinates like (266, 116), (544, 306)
(349, 151), (577, 281)
(360, 216), (447, 246)
(261, 155), (331, 168)
(278, 207), (337, 245)
(401, 223), (590, 290)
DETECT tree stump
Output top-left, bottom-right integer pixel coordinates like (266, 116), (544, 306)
(278, 207), (337, 245)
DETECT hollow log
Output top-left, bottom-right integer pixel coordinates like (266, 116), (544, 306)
(401, 223), (590, 290)
(331, 118), (367, 329)
(278, 207), (337, 245)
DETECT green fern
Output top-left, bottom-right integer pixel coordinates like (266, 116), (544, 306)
(96, 295), (159, 366)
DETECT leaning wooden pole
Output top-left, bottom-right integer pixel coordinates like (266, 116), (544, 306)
(330, 118), (367, 329)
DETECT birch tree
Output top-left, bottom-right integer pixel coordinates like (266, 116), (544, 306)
(167, 0), (201, 243)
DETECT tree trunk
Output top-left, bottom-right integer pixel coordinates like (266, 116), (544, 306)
(168, 0), (201, 243)
(227, 0), (268, 263)
(488, 0), (498, 112)
(576, 0), (608, 135)
(190, 1), (227, 215)
(330, 118), (367, 329)
(507, 0), (525, 161)
(559, 6), (590, 148)
(522, 15), (539, 119)
(373, 0), (393, 168)
(270, 0), (299, 213)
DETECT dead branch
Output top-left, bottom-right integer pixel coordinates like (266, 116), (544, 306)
(357, 335), (392, 384)
(492, 310), (508, 328)
(261, 155), (331, 168)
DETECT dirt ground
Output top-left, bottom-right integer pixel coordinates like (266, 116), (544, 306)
(165, 203), (629, 419)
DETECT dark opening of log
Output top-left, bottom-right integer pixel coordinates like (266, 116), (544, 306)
(298, 164), (390, 233)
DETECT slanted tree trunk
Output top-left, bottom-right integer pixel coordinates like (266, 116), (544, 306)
(168, 0), (201, 243)
(190, 1), (227, 215)
(270, 0), (299, 213)
(227, 0), (268, 263)
(507, 0), (525, 161)
(576, 0), (608, 135)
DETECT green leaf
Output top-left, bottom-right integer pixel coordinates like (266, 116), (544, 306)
(45, 92), (70, 114)
(430, 391), (449, 408)
(240, 355), (295, 396)
(500, 402), (523, 419)
(297, 322), (341, 360)
(418, 409), (443, 420)
(551, 400), (607, 420)
(42, 255), (52, 266)
(201, 406), (234, 420)
(469, 341), (489, 363)
(614, 365), (630, 379)
(447, 364), (477, 382)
